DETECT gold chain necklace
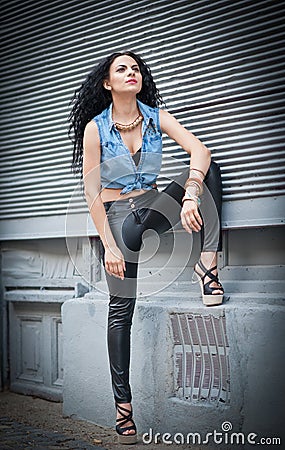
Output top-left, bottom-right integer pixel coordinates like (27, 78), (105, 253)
(114, 113), (143, 131)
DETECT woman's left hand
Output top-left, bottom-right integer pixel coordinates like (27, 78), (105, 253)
(180, 200), (203, 234)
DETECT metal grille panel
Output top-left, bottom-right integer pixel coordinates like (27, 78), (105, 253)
(0, 0), (284, 229)
(171, 312), (230, 405)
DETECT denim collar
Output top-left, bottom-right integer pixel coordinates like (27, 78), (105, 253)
(107, 99), (156, 132)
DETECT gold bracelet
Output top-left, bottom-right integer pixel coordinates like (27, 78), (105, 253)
(190, 167), (206, 178)
(185, 175), (203, 185)
(182, 192), (201, 206)
(190, 170), (204, 182)
(184, 177), (203, 195)
(185, 182), (200, 196)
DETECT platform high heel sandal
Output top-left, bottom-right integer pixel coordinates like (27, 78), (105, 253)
(193, 260), (224, 306)
(115, 403), (137, 445)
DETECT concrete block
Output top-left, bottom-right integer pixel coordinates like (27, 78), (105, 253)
(62, 293), (285, 447)
(62, 296), (114, 426)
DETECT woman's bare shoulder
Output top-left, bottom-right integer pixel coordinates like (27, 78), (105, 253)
(84, 119), (100, 141)
(85, 119), (99, 132)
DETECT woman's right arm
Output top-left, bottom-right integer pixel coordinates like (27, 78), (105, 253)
(83, 120), (126, 280)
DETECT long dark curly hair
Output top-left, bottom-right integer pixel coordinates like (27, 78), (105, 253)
(68, 51), (164, 177)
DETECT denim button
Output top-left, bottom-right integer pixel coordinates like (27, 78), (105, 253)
(131, 203), (135, 209)
(129, 198), (133, 203)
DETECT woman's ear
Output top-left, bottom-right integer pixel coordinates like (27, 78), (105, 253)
(103, 80), (112, 90)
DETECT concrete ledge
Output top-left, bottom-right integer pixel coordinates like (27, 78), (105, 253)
(62, 293), (285, 445)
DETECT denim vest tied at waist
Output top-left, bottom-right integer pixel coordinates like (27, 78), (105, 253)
(93, 99), (163, 195)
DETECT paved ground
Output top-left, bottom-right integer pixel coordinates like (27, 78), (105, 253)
(0, 391), (109, 450)
(0, 391), (202, 450)
(0, 416), (105, 449)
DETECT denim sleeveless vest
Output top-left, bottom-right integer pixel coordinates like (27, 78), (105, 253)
(93, 99), (163, 195)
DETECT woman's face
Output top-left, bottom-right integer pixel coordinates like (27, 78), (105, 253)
(104, 55), (142, 95)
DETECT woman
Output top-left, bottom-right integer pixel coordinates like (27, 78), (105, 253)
(69, 51), (224, 444)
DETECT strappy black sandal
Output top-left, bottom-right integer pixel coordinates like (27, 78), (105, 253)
(193, 260), (224, 306)
(115, 403), (137, 445)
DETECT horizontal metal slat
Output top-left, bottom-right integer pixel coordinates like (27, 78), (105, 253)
(0, 206), (87, 220)
(0, 0), (284, 224)
(2, 39), (284, 98)
(0, 2), (280, 70)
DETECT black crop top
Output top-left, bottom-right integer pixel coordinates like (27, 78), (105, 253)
(132, 148), (141, 166)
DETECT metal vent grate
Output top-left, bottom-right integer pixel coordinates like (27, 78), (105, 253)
(170, 312), (230, 405)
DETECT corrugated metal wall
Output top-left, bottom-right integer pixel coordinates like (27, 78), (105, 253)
(1, 0), (284, 231)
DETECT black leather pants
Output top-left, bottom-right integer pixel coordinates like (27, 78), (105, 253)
(103, 161), (222, 403)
